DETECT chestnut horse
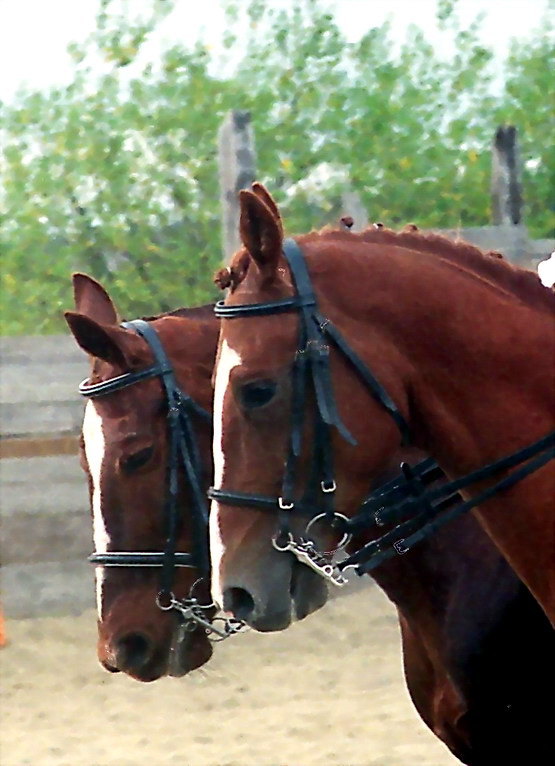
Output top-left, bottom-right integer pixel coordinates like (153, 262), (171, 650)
(65, 275), (220, 681)
(209, 186), (554, 760)
(210, 186), (554, 627)
(66, 270), (553, 762)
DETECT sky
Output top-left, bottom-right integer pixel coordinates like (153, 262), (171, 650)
(0, 0), (551, 103)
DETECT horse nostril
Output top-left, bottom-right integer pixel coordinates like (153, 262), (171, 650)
(115, 632), (153, 671)
(223, 587), (256, 621)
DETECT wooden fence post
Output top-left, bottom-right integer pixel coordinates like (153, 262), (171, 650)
(491, 125), (523, 226)
(218, 110), (257, 261)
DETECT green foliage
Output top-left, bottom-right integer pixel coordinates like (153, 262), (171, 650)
(1, 0), (552, 334)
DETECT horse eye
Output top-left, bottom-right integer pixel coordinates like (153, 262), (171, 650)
(240, 380), (277, 410)
(120, 446), (154, 473)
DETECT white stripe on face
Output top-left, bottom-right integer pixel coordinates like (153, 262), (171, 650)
(82, 401), (109, 619)
(210, 339), (242, 608)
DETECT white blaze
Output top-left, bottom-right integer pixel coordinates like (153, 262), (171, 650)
(210, 339), (242, 607)
(82, 401), (109, 619)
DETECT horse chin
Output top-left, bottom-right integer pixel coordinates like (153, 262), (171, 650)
(291, 561), (329, 621)
(100, 658), (121, 674)
(166, 625), (213, 678)
(97, 624), (213, 682)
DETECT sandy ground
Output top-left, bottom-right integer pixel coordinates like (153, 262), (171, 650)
(1, 584), (458, 766)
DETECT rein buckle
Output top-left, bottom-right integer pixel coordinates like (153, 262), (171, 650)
(393, 538), (409, 555)
(278, 497), (294, 511)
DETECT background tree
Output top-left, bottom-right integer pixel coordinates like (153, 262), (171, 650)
(1, 0), (552, 334)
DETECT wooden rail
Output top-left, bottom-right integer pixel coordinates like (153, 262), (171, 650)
(0, 435), (79, 460)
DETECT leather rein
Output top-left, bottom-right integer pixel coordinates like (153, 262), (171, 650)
(80, 318), (244, 640)
(209, 239), (555, 585)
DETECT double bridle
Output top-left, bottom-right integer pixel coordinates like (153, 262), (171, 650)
(80, 318), (243, 640)
(210, 239), (555, 584)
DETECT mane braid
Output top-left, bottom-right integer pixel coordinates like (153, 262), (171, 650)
(299, 227), (554, 313)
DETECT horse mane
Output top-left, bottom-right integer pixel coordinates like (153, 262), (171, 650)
(328, 226), (554, 311)
(215, 222), (553, 312)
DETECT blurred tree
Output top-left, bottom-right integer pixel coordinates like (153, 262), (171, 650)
(0, 0), (552, 334)
(493, 17), (555, 238)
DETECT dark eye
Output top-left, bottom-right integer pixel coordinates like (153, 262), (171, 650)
(120, 446), (154, 473)
(240, 380), (277, 410)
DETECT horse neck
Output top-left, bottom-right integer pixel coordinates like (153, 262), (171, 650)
(313, 241), (554, 473)
(152, 313), (219, 412)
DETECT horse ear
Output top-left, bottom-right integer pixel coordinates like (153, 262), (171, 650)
(72, 273), (119, 326)
(64, 311), (144, 368)
(251, 183), (283, 234)
(239, 190), (283, 284)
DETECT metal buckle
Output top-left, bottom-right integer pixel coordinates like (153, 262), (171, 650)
(393, 539), (409, 555)
(278, 497), (294, 510)
(320, 480), (336, 493)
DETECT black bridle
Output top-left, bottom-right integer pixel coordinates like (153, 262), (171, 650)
(210, 239), (555, 582)
(80, 319), (243, 639)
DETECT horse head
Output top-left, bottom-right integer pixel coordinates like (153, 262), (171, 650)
(210, 185), (407, 630)
(65, 274), (218, 681)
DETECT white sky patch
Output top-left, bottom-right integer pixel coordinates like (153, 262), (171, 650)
(209, 339), (242, 608)
(82, 401), (109, 619)
(538, 252), (555, 288)
(0, 0), (549, 103)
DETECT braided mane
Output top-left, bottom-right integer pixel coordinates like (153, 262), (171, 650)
(300, 225), (555, 313)
(216, 223), (553, 313)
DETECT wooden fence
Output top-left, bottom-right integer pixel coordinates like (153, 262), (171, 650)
(1, 336), (92, 617)
(218, 118), (553, 267)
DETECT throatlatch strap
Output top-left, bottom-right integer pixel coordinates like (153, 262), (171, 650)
(317, 315), (410, 445)
(124, 320), (210, 421)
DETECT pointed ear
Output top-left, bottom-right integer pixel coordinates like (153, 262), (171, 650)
(64, 311), (144, 368)
(251, 183), (283, 234)
(72, 273), (119, 326)
(239, 190), (283, 284)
